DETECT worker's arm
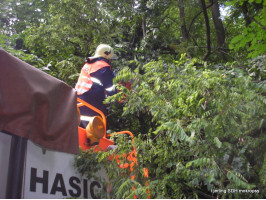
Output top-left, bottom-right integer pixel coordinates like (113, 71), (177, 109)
(90, 67), (117, 96)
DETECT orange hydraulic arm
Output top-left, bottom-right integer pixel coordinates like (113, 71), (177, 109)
(107, 131), (150, 199)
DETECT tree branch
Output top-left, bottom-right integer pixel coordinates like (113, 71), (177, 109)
(178, 0), (189, 41)
(200, 0), (211, 60)
(248, 14), (266, 30)
(219, 49), (240, 64)
(188, 0), (218, 34)
(182, 182), (215, 199)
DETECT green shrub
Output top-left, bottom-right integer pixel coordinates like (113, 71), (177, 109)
(75, 55), (266, 198)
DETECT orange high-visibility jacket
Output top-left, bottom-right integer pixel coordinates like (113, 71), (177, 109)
(75, 60), (111, 95)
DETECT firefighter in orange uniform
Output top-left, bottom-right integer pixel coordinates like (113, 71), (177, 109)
(75, 44), (117, 128)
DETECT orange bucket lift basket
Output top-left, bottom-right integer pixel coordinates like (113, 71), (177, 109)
(77, 97), (150, 198)
(77, 97), (113, 151)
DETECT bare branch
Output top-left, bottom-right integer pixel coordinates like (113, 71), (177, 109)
(200, 0), (211, 60)
(188, 0), (218, 34)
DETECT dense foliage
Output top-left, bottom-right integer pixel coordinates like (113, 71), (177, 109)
(76, 56), (265, 198)
(1, 0), (265, 198)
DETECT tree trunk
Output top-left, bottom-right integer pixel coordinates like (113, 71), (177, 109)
(200, 0), (211, 60)
(178, 0), (189, 41)
(209, 0), (225, 47)
(142, 15), (146, 38)
(241, 1), (251, 27)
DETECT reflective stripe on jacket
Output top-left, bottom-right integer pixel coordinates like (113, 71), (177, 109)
(75, 60), (111, 95)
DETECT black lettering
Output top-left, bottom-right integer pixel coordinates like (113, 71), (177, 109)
(90, 181), (101, 199)
(30, 167), (48, 193)
(50, 173), (67, 196)
(83, 179), (88, 198)
(69, 176), (81, 197)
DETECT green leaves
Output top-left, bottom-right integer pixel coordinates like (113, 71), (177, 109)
(227, 170), (255, 189)
(103, 56), (266, 198)
(228, 0), (266, 58)
(186, 157), (215, 168)
(214, 137), (222, 148)
(74, 55), (266, 198)
(1, 0), (265, 198)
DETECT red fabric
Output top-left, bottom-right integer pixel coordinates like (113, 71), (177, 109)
(117, 81), (131, 104)
(0, 49), (79, 154)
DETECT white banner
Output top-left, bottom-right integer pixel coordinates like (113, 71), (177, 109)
(0, 132), (12, 198)
(23, 141), (108, 199)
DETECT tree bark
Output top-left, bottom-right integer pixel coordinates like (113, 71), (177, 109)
(200, 0), (211, 60)
(209, 0), (225, 47)
(178, 0), (189, 41)
(241, 1), (251, 27)
(188, 1), (217, 34)
(142, 15), (146, 38)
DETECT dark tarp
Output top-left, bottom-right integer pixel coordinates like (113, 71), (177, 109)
(0, 48), (79, 154)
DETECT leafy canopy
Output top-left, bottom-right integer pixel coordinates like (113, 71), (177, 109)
(76, 55), (266, 198)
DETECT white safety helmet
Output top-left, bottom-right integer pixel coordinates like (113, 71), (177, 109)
(89, 44), (118, 60)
